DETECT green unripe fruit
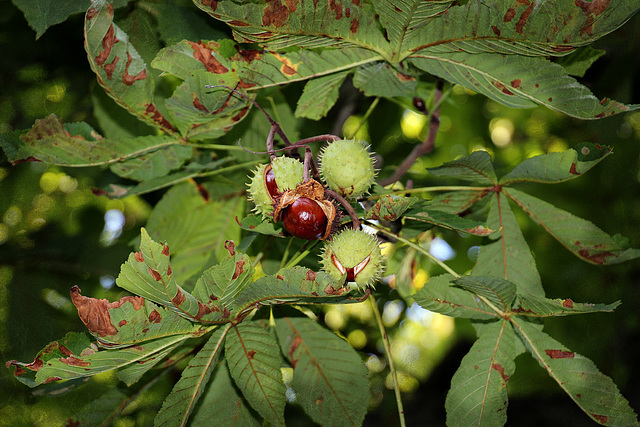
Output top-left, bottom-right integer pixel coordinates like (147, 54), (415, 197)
(247, 156), (304, 218)
(320, 229), (384, 289)
(320, 139), (376, 198)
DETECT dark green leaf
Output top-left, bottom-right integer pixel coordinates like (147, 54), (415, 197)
(109, 145), (194, 181)
(352, 62), (417, 97)
(446, 320), (515, 427)
(472, 193), (544, 297)
(155, 326), (229, 427)
(275, 313), (369, 426)
(296, 71), (350, 119)
(225, 322), (286, 426)
(190, 362), (261, 426)
(513, 294), (620, 317)
(556, 46), (606, 78)
(236, 214), (286, 238)
(505, 188), (640, 265)
(514, 318), (639, 426)
(500, 143), (612, 185)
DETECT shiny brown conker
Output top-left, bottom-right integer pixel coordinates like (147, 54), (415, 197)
(264, 166), (279, 198)
(282, 197), (328, 240)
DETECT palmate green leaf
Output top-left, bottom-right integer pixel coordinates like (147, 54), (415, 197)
(6, 332), (190, 387)
(0, 114), (181, 167)
(500, 143), (612, 184)
(513, 318), (639, 426)
(514, 294), (620, 318)
(452, 276), (517, 312)
(192, 246), (254, 310)
(472, 193), (544, 297)
(85, 0), (176, 133)
(427, 151), (498, 185)
(194, 0), (390, 51)
(505, 188), (640, 265)
(296, 70), (350, 120)
(117, 228), (228, 323)
(412, 274), (498, 320)
(109, 145), (194, 181)
(411, 52), (639, 119)
(445, 320), (516, 427)
(69, 286), (201, 348)
(190, 362), (261, 427)
(144, 180), (245, 286)
(154, 326), (229, 427)
(232, 267), (365, 313)
(225, 322), (287, 426)
(274, 311), (369, 427)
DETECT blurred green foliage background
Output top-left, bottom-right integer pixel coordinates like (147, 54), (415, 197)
(1, 1), (639, 425)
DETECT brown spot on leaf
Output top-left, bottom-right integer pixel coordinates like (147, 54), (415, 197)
(104, 56), (119, 80)
(149, 310), (162, 323)
(504, 8), (516, 22)
(562, 299), (574, 308)
(162, 244), (170, 256)
(225, 240), (236, 256)
(273, 53), (298, 75)
(491, 26), (501, 37)
(60, 356), (90, 367)
(569, 163), (580, 175)
(492, 363), (510, 384)
(289, 335), (302, 368)
(329, 0), (343, 19)
(306, 270), (317, 281)
(202, 0), (218, 10)
(70, 286), (144, 337)
(575, 0), (610, 15)
(263, 0), (289, 27)
(511, 79), (521, 88)
(44, 376), (62, 384)
(134, 251), (144, 262)
(148, 268), (162, 282)
(247, 350), (257, 359)
(95, 25), (117, 66)
(122, 52), (147, 86)
(195, 302), (217, 320)
(232, 107), (250, 122)
(232, 260), (245, 280)
(545, 349), (575, 359)
(118, 320), (127, 327)
(188, 41), (229, 74)
(222, 307), (231, 318)
(578, 249), (613, 264)
(350, 17), (359, 33)
(551, 45), (575, 53)
(515, 3), (535, 34)
(235, 47), (261, 63)
(228, 20), (249, 27)
(464, 226), (493, 236)
(592, 414), (608, 424)
(58, 345), (72, 357)
(493, 81), (514, 95)
(192, 96), (208, 112)
(172, 289), (186, 306)
(144, 103), (177, 132)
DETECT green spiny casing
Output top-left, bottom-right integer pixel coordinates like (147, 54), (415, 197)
(247, 157), (304, 218)
(271, 156), (304, 191)
(321, 228), (384, 289)
(320, 139), (376, 197)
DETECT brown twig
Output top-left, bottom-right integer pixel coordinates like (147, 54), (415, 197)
(325, 189), (361, 230)
(377, 80), (444, 187)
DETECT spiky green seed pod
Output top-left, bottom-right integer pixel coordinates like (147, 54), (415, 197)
(320, 229), (384, 289)
(320, 139), (376, 198)
(247, 157), (304, 218)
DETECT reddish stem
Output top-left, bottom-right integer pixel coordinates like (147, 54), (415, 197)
(325, 189), (361, 230)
